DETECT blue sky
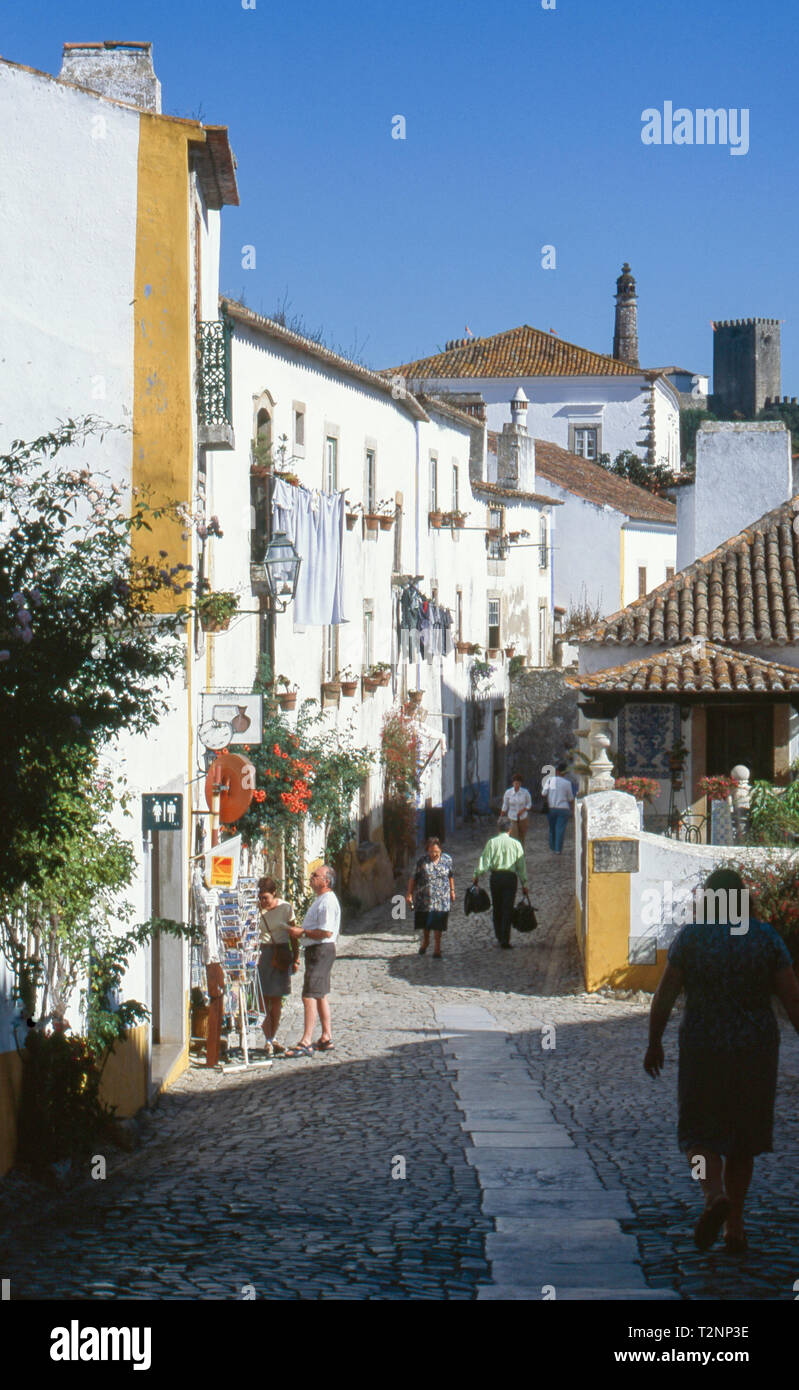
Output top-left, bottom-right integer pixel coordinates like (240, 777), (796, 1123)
(6, 0), (799, 386)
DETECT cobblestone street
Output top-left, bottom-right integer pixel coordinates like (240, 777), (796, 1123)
(2, 818), (798, 1300)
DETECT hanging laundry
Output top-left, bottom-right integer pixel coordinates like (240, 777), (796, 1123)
(272, 478), (346, 626)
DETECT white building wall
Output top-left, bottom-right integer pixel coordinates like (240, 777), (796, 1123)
(404, 375), (679, 471)
(691, 422), (793, 565)
(621, 524), (676, 607)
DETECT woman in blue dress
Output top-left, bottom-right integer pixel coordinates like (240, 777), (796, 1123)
(645, 868), (799, 1252)
(406, 837), (455, 959)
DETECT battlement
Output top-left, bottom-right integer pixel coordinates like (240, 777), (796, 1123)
(713, 318), (780, 329)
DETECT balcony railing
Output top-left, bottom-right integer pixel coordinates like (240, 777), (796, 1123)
(196, 318), (234, 448)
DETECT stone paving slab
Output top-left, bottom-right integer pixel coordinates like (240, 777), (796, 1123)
(476, 1286), (681, 1301)
(469, 1131), (575, 1148)
(481, 1190), (636, 1219)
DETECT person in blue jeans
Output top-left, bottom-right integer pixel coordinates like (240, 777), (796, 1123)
(542, 762), (574, 853)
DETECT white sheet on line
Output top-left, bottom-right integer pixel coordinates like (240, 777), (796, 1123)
(271, 479), (346, 626)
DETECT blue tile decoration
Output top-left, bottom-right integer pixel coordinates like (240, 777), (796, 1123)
(618, 703), (680, 778)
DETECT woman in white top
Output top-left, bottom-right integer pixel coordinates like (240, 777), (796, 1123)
(257, 876), (298, 1055)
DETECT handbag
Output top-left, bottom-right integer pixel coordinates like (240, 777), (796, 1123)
(511, 900), (538, 933)
(464, 883), (491, 915)
(271, 942), (294, 970)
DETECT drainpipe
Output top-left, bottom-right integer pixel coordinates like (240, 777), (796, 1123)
(415, 418), (422, 696)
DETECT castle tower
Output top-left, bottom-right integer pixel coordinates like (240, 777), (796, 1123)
(712, 318), (781, 418)
(613, 263), (639, 367)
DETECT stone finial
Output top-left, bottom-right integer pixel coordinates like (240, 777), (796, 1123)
(587, 719), (615, 792)
(731, 764), (751, 809)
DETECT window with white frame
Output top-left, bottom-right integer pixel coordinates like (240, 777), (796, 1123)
(324, 625), (339, 680)
(451, 463), (459, 513)
(294, 406), (305, 450)
(539, 515), (548, 568)
(488, 598), (501, 650)
(430, 455), (438, 511)
(538, 603), (548, 666)
(571, 426), (599, 459)
(456, 589), (463, 643)
(488, 505), (504, 559)
(325, 436), (338, 492)
(363, 604), (374, 670)
(366, 449), (377, 513)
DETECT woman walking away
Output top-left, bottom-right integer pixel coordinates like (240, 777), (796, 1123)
(645, 867), (799, 1253)
(473, 817), (530, 949)
(541, 761), (574, 853)
(407, 837), (455, 959)
(257, 877), (299, 1056)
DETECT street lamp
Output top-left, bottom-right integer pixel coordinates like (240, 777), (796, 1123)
(252, 531), (302, 612)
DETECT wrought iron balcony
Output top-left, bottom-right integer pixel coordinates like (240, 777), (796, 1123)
(196, 317), (235, 449)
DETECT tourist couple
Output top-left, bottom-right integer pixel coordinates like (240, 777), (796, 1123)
(257, 865), (340, 1058)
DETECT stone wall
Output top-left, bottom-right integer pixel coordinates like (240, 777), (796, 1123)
(507, 667), (580, 798)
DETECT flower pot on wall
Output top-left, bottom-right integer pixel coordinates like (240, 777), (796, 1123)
(277, 692), (297, 711)
(504, 646), (515, 658)
(378, 515), (394, 531)
(199, 614), (231, 634)
(406, 690), (423, 707)
(321, 681), (341, 700)
(346, 512), (358, 531)
(429, 511), (443, 529)
(340, 680), (358, 697)
(453, 515), (466, 529)
(364, 514), (380, 532)
(362, 676), (379, 693)
(488, 648), (500, 659)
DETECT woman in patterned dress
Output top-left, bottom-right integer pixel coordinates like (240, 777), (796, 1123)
(406, 837), (456, 959)
(645, 868), (799, 1253)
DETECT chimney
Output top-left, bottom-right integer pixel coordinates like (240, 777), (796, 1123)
(59, 41), (162, 113)
(613, 263), (639, 367)
(497, 389), (535, 491)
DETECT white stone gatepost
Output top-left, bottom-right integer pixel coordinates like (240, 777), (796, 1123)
(588, 718), (615, 792)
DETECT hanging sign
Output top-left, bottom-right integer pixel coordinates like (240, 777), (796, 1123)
(142, 793), (183, 832)
(206, 835), (242, 890)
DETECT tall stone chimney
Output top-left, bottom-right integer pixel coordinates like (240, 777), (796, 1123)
(497, 389), (535, 491)
(613, 263), (639, 367)
(59, 41), (162, 112)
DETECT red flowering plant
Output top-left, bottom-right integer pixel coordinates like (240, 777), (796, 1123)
(238, 666), (373, 909)
(614, 776), (660, 803)
(697, 775), (738, 802)
(725, 856), (799, 964)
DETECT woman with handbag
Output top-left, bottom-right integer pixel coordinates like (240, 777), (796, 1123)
(257, 876), (299, 1055)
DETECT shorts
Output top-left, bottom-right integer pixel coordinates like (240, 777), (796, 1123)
(302, 942), (336, 999)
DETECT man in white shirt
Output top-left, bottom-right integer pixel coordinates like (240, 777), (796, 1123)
(501, 773), (533, 847)
(541, 761), (575, 854)
(285, 864), (341, 1055)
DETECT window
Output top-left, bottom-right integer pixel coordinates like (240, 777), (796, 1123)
(456, 589), (463, 643)
(366, 449), (377, 513)
(451, 463), (459, 513)
(294, 408), (305, 449)
(488, 506), (504, 559)
(363, 604), (374, 670)
(488, 598), (501, 650)
(638, 567), (648, 597)
(538, 603), (548, 666)
(430, 455), (438, 511)
(666, 566), (675, 581)
(572, 426), (598, 459)
(324, 625), (339, 680)
(325, 436), (338, 492)
(250, 472), (268, 563)
(539, 515), (548, 569)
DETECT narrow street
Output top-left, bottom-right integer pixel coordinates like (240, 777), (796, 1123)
(2, 819), (798, 1300)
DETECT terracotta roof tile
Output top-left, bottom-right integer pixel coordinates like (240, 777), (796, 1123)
(383, 324), (641, 380)
(567, 640), (799, 696)
(581, 496), (799, 647)
(532, 439), (676, 524)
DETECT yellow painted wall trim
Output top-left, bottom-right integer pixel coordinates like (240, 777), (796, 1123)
(132, 115), (202, 611)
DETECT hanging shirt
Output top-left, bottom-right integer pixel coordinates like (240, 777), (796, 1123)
(272, 479), (346, 626)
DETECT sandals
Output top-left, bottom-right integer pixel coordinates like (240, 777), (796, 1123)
(694, 1194), (731, 1250)
(283, 1044), (314, 1058)
(314, 1039), (334, 1051)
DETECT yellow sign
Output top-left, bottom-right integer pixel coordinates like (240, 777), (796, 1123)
(210, 855), (235, 888)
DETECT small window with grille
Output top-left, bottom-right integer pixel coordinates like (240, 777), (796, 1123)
(488, 598), (501, 650)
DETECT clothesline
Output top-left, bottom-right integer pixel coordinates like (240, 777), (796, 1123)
(397, 581), (453, 663)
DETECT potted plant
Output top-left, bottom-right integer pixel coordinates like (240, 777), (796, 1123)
(366, 661), (392, 687)
(362, 670), (380, 692)
(321, 675), (342, 699)
(467, 642), (482, 657)
(455, 639), (471, 655)
(337, 666), (359, 697)
(364, 508), (381, 532)
(276, 674), (298, 710)
(668, 738), (688, 772)
(377, 499), (395, 531)
(450, 509), (468, 529)
(345, 502), (361, 531)
(406, 688), (423, 708)
(697, 775), (738, 802)
(488, 646), (500, 659)
(429, 510), (444, 529)
(197, 587), (240, 633)
(274, 469), (301, 487)
(504, 644), (516, 658)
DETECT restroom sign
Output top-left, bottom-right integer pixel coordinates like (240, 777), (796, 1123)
(142, 793), (183, 832)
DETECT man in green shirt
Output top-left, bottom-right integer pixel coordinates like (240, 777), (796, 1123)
(473, 817), (530, 949)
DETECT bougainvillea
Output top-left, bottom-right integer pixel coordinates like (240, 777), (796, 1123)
(614, 777), (660, 803)
(697, 775), (738, 802)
